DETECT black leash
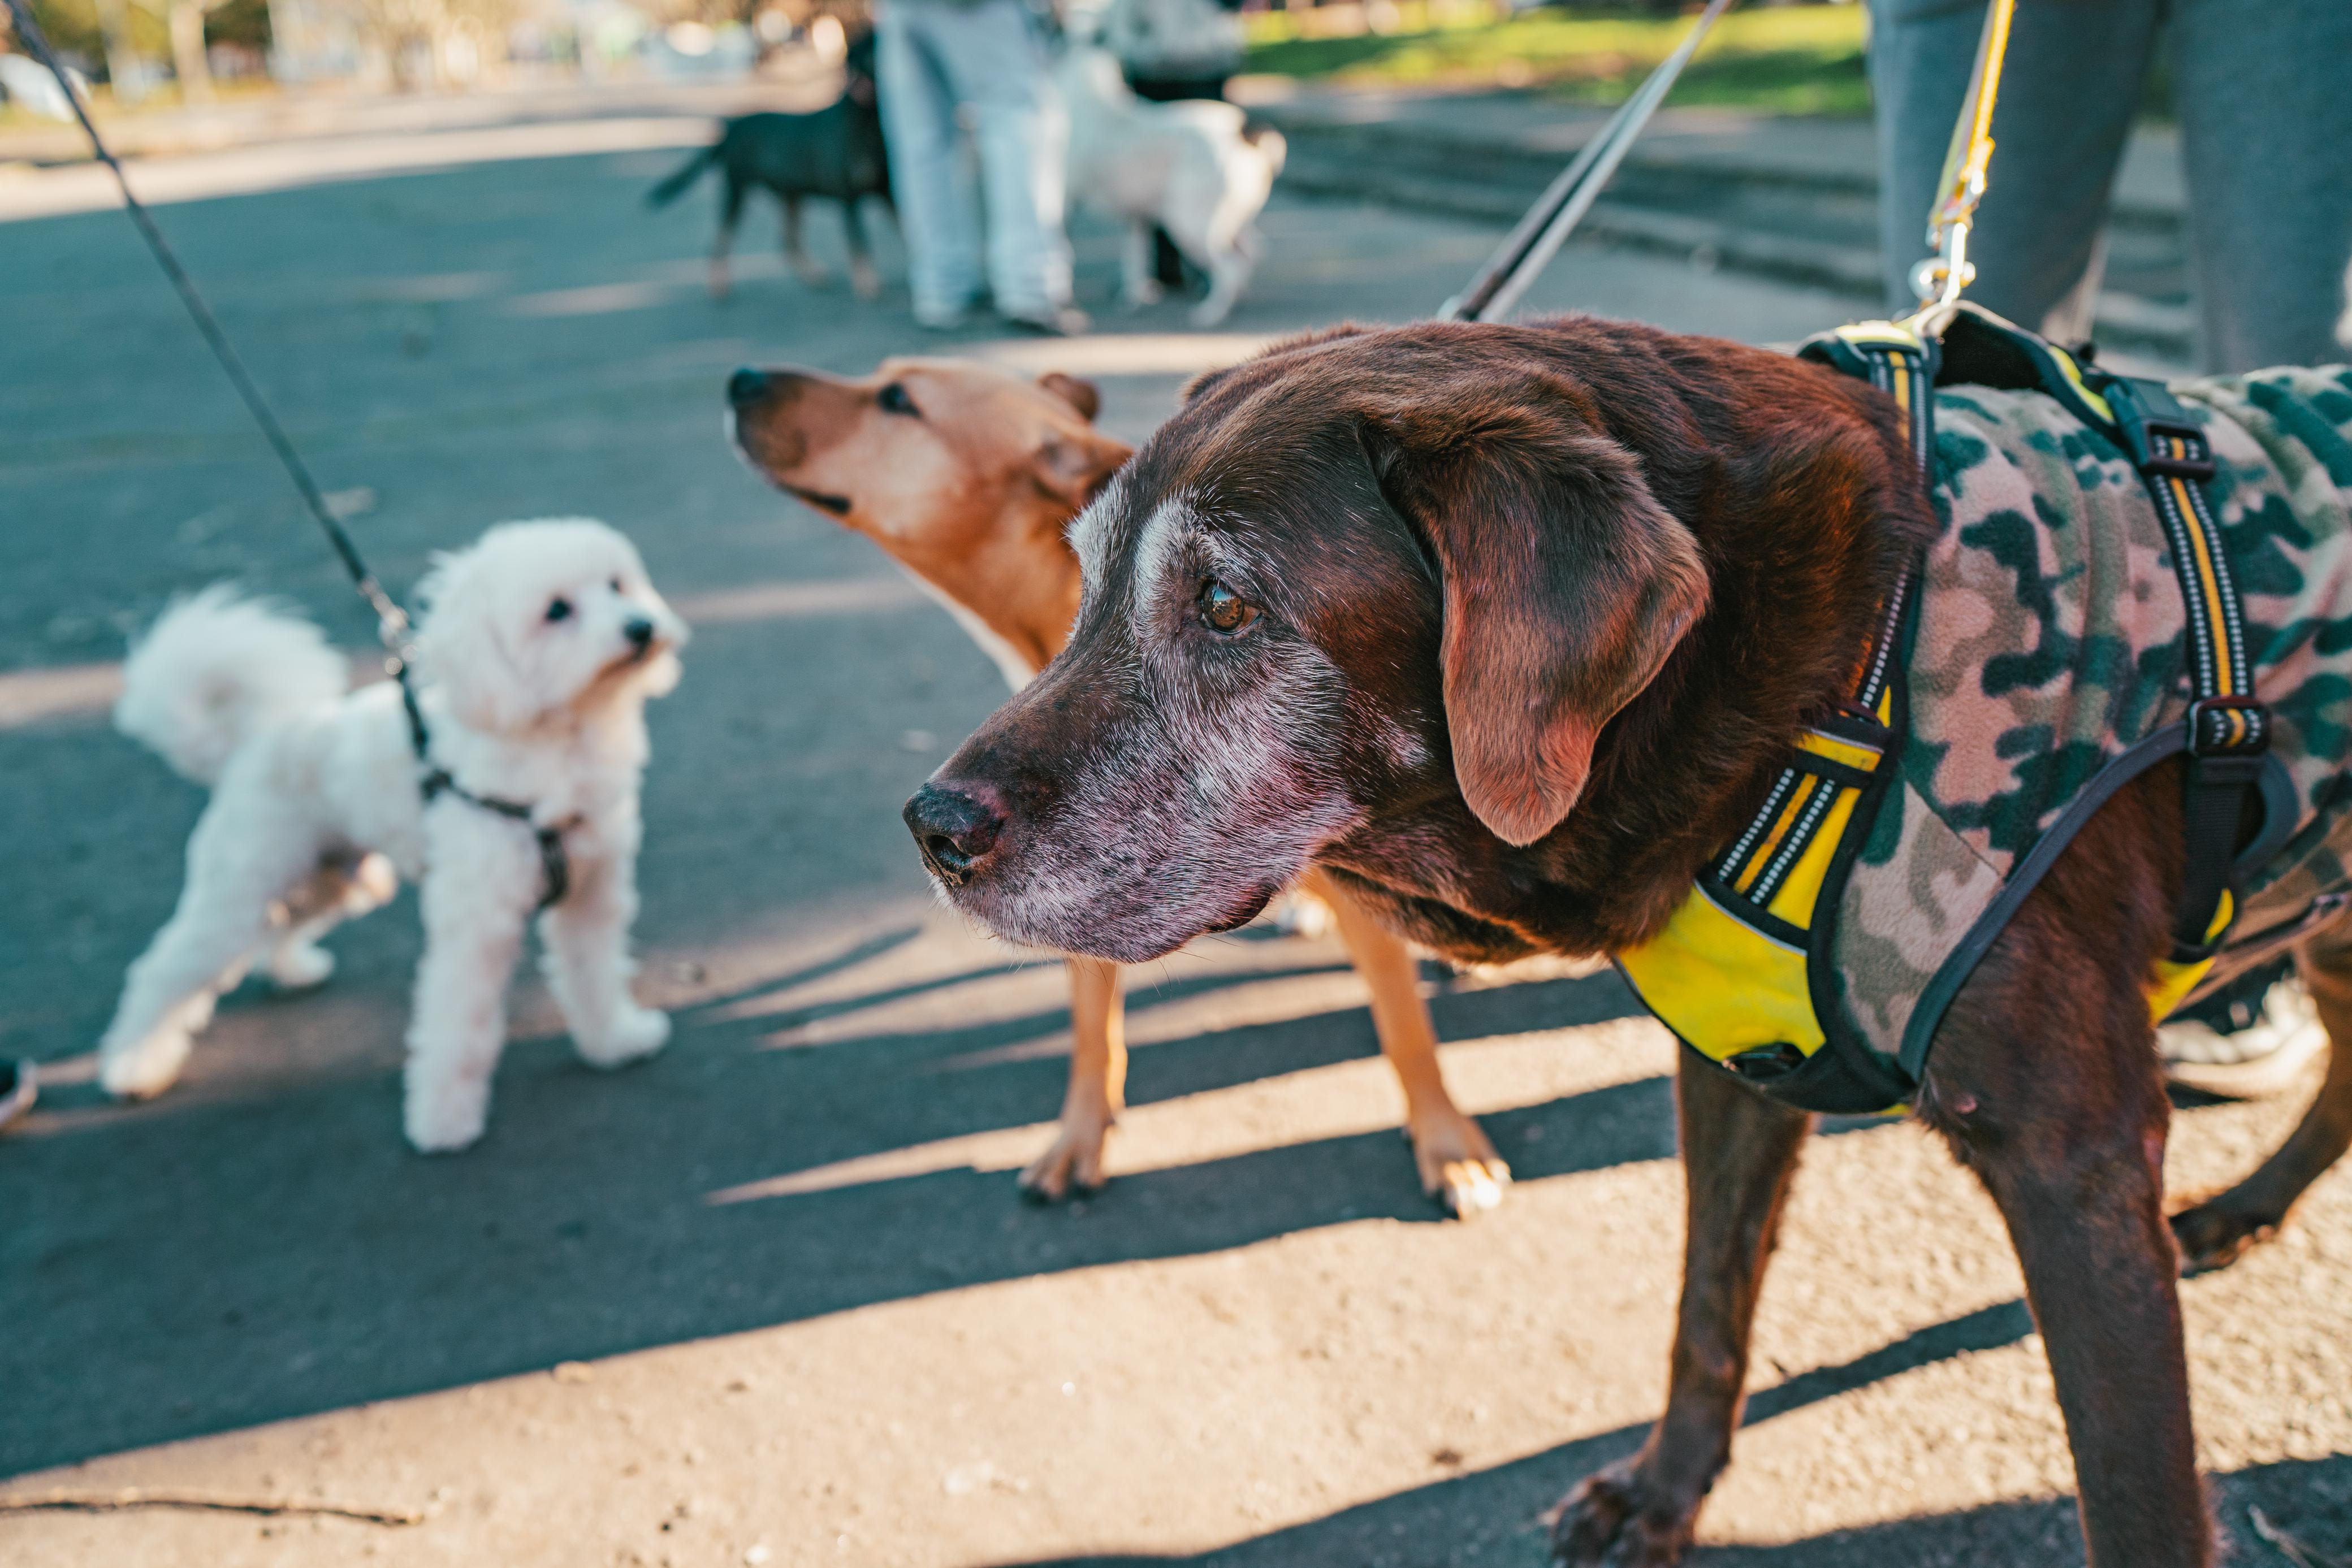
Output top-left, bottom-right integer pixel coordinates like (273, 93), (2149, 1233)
(7, 0), (569, 908)
(1441, 0), (1738, 323)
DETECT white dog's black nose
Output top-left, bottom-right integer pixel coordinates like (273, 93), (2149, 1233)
(624, 617), (655, 651)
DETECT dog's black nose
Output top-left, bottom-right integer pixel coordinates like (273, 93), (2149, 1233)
(727, 366), (770, 407)
(903, 783), (1004, 889)
(624, 617), (655, 651)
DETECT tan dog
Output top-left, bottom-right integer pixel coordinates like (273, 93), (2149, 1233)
(726, 356), (1510, 1214)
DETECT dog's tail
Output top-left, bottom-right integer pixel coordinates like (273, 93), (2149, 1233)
(1240, 122), (1287, 181)
(115, 586), (348, 786)
(647, 138), (723, 207)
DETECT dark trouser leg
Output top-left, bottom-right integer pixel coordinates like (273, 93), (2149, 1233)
(2170, 0), (2352, 368)
(1866, 0), (2159, 339)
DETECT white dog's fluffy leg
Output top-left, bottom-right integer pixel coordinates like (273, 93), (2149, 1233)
(98, 809), (317, 1099)
(403, 817), (536, 1153)
(1121, 222), (1164, 309)
(540, 845), (669, 1070)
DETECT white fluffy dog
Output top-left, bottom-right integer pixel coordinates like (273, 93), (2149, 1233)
(100, 518), (688, 1152)
(1056, 44), (1286, 327)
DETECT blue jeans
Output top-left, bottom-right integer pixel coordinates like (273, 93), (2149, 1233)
(876, 0), (1073, 320)
(1869, 0), (2352, 370)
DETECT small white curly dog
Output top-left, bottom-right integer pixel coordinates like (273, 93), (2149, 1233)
(100, 518), (688, 1152)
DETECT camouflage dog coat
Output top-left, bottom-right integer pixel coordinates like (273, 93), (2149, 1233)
(1620, 311), (2352, 1114)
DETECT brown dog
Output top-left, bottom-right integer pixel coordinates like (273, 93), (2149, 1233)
(899, 318), (2352, 1565)
(724, 354), (1513, 1214)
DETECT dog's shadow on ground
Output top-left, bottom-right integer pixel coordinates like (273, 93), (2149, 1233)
(984, 1451), (2352, 1568)
(964, 1297), (2352, 1566)
(4, 943), (1713, 1474)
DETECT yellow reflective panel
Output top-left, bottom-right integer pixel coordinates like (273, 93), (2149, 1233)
(1796, 730), (1884, 773)
(1620, 887), (1825, 1063)
(1767, 785), (1861, 928)
(2148, 891), (2234, 1023)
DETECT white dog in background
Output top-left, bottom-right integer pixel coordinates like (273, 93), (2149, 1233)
(100, 518), (687, 1152)
(1056, 44), (1285, 327)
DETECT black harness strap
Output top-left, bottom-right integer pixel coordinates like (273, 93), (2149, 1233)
(400, 671), (574, 913)
(2097, 375), (2269, 961)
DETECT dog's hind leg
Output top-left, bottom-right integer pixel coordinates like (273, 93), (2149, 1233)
(539, 848), (669, 1073)
(711, 175), (746, 301)
(1302, 866), (1508, 1216)
(264, 851), (398, 991)
(2172, 924), (2352, 1271)
(98, 811), (322, 1099)
(782, 193), (831, 289)
(841, 198), (881, 300)
(1550, 1054), (1812, 1566)
(1019, 957), (1126, 1202)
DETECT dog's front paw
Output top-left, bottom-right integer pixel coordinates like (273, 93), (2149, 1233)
(1019, 1112), (1113, 1203)
(576, 1007), (670, 1070)
(1407, 1104), (1511, 1218)
(99, 1032), (192, 1101)
(404, 1073), (491, 1154)
(1547, 1459), (1698, 1567)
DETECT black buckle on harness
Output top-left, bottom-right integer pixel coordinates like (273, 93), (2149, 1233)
(1723, 1042), (1808, 1083)
(2186, 695), (2269, 759)
(2104, 377), (2218, 480)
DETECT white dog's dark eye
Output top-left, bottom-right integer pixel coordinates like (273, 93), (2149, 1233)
(877, 383), (919, 417)
(1197, 579), (1259, 636)
(546, 597), (573, 622)
(609, 577), (623, 592)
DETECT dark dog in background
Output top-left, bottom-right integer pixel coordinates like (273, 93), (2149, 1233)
(648, 31), (892, 301)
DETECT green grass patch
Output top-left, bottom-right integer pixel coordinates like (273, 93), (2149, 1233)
(1244, 3), (1872, 118)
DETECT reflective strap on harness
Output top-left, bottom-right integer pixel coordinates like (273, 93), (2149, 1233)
(2097, 374), (2269, 961)
(1640, 323), (1931, 1095)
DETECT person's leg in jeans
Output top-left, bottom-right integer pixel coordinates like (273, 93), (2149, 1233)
(2170, 0), (2352, 370)
(876, 3), (984, 326)
(1867, 0), (2159, 342)
(931, 0), (1075, 324)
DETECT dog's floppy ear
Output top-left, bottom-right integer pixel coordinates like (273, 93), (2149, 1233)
(411, 546), (541, 734)
(1031, 425), (1131, 506)
(1037, 371), (1100, 423)
(1365, 400), (1709, 847)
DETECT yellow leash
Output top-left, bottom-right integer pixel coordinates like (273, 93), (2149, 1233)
(1904, 0), (2017, 329)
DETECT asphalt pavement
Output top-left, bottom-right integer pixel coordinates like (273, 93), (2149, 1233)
(1, 105), (2346, 1568)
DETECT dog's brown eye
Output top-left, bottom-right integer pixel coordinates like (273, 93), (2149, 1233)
(877, 382), (918, 417)
(1197, 579), (1259, 635)
(546, 597), (573, 622)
